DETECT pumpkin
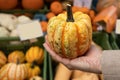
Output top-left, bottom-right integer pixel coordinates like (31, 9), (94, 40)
(47, 4), (92, 58)
(72, 6), (80, 13)
(0, 0), (18, 10)
(0, 51), (7, 68)
(40, 21), (48, 32)
(0, 62), (28, 80)
(96, 0), (120, 18)
(45, 0), (60, 3)
(46, 12), (56, 20)
(30, 76), (42, 80)
(26, 46), (44, 64)
(22, 0), (44, 10)
(8, 50), (25, 63)
(26, 63), (41, 79)
(50, 1), (63, 15)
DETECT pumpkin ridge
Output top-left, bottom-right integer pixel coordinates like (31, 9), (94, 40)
(83, 24), (91, 54)
(7, 64), (13, 80)
(22, 64), (27, 80)
(75, 23), (80, 56)
(52, 30), (56, 52)
(28, 47), (34, 62)
(52, 20), (59, 53)
(0, 51), (7, 63)
(0, 56), (6, 63)
(0, 64), (9, 79)
(0, 59), (5, 65)
(38, 48), (43, 64)
(85, 23), (92, 51)
(19, 65), (22, 80)
(37, 48), (42, 62)
(0, 55), (6, 62)
(32, 47), (35, 62)
(61, 23), (66, 57)
(8, 64), (16, 80)
(14, 64), (17, 80)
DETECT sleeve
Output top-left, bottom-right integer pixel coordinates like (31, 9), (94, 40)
(101, 50), (120, 80)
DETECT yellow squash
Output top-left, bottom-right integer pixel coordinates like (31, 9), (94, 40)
(0, 51), (7, 68)
(26, 63), (41, 79)
(26, 46), (44, 64)
(8, 50), (25, 63)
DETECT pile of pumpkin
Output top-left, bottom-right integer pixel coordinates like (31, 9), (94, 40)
(0, 46), (44, 80)
(45, 1), (97, 32)
(0, 0), (44, 10)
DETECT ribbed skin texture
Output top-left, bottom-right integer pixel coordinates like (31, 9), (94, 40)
(0, 63), (28, 80)
(26, 63), (41, 79)
(0, 51), (7, 68)
(47, 12), (92, 59)
(26, 46), (44, 64)
(8, 51), (25, 63)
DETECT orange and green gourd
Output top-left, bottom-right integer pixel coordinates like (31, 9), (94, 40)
(47, 4), (92, 59)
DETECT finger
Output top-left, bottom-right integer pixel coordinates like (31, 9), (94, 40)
(43, 43), (56, 57)
(43, 43), (63, 62)
(45, 35), (49, 45)
(45, 35), (47, 39)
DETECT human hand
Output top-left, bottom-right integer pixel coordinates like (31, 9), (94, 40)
(43, 36), (102, 74)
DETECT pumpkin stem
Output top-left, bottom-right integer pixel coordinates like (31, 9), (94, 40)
(66, 4), (74, 22)
(31, 61), (36, 68)
(17, 58), (19, 65)
(33, 78), (35, 80)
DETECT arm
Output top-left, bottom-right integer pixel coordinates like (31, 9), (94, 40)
(101, 50), (120, 80)
(43, 36), (120, 79)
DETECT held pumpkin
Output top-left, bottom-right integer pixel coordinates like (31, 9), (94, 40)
(47, 4), (92, 59)
(26, 63), (41, 79)
(0, 63), (28, 80)
(26, 46), (44, 64)
(0, 51), (7, 68)
(8, 50), (25, 63)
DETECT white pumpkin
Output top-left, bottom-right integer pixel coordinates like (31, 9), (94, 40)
(18, 15), (31, 23)
(0, 27), (9, 37)
(0, 13), (18, 31)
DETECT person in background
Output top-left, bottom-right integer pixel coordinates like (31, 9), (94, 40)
(43, 36), (120, 80)
(73, 0), (93, 9)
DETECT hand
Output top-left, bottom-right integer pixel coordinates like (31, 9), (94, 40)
(43, 36), (102, 74)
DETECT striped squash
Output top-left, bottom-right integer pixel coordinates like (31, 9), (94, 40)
(8, 51), (25, 63)
(26, 46), (44, 64)
(0, 63), (28, 80)
(0, 51), (7, 68)
(47, 4), (92, 59)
